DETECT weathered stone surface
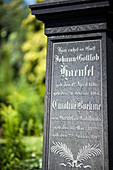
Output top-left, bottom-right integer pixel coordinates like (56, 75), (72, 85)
(30, 0), (113, 169)
(49, 40), (103, 169)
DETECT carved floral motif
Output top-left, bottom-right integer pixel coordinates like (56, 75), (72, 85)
(46, 23), (106, 34)
(51, 142), (102, 169)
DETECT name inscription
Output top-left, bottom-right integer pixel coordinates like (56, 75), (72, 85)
(48, 40), (103, 169)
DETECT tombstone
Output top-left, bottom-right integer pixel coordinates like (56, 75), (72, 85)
(30, 0), (113, 169)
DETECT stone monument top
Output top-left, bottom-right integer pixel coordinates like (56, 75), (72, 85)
(30, 0), (113, 23)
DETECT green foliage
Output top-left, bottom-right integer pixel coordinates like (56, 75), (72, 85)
(5, 75), (44, 136)
(0, 104), (26, 170)
(1, 104), (21, 137)
(0, 0), (46, 135)
(0, 0), (28, 34)
(17, 157), (42, 170)
(20, 13), (47, 88)
(23, 136), (43, 154)
(0, 0), (46, 168)
(27, 119), (34, 136)
(17, 136), (43, 169)
(0, 0), (29, 105)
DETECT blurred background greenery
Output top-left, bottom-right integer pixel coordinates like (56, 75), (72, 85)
(0, 0), (47, 169)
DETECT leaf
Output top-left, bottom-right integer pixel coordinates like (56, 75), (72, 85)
(77, 143), (101, 162)
(60, 163), (67, 166)
(51, 142), (74, 161)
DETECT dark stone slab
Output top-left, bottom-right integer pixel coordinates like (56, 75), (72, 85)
(30, 0), (113, 170)
(30, 1), (111, 21)
(49, 39), (103, 170)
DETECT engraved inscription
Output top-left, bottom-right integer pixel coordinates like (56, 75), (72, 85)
(48, 40), (103, 170)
